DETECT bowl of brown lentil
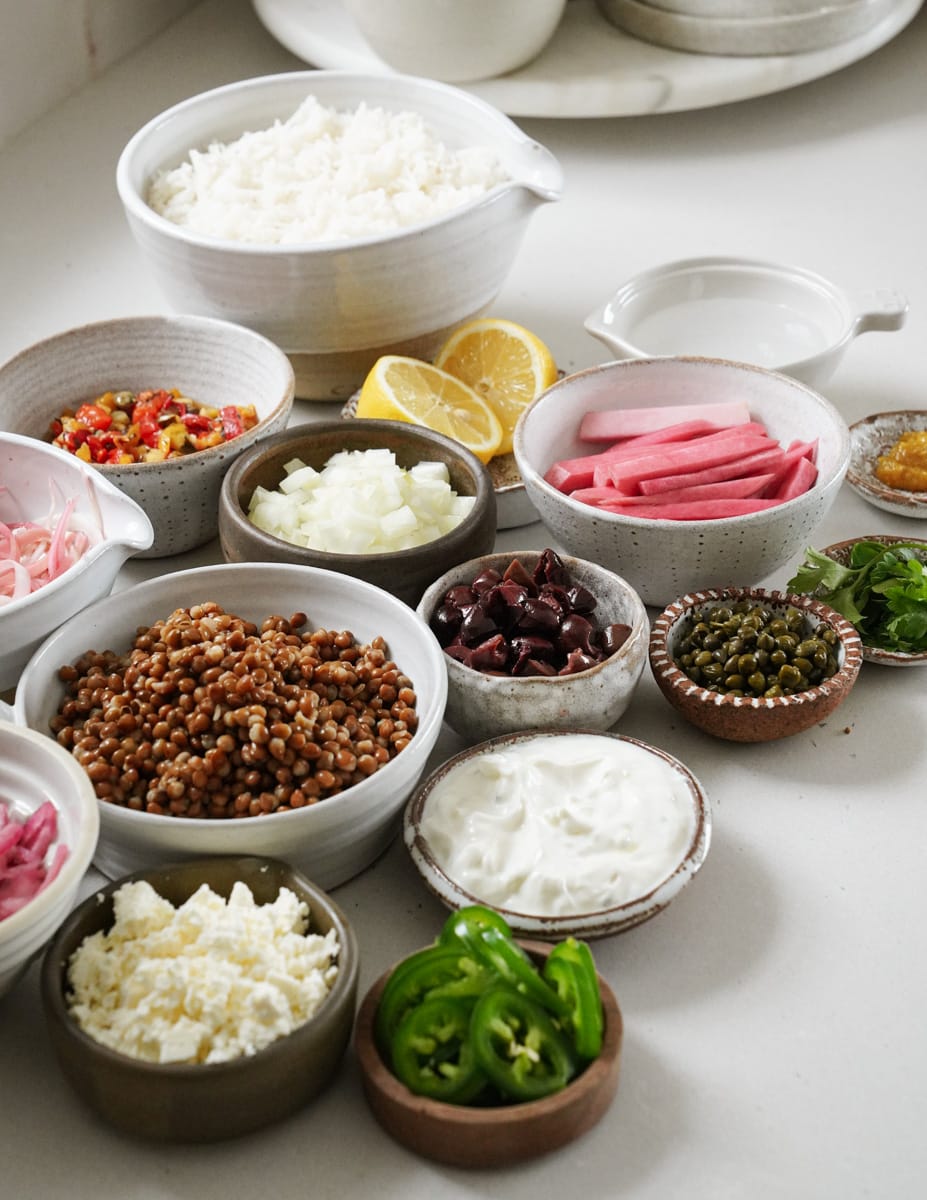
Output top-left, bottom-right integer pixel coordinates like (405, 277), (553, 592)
(14, 561), (448, 888)
(648, 585), (863, 742)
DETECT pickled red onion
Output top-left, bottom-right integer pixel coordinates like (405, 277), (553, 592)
(0, 483), (101, 606)
(0, 800), (69, 921)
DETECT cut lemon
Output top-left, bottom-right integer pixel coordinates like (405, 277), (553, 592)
(355, 355), (504, 463)
(434, 318), (558, 455)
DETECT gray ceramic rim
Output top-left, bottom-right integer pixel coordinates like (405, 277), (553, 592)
(649, 586), (864, 707)
(846, 411), (927, 519)
(40, 855), (358, 1078)
(403, 727), (711, 939)
(220, 417), (496, 572)
(116, 70), (562, 254)
(820, 535), (927, 667)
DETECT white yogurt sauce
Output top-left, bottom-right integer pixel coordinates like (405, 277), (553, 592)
(418, 734), (697, 917)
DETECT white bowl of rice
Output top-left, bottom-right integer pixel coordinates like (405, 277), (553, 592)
(116, 71), (562, 402)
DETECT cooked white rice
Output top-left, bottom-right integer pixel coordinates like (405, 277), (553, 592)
(146, 95), (511, 245)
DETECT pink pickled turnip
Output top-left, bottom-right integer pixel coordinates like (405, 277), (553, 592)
(0, 800), (69, 921)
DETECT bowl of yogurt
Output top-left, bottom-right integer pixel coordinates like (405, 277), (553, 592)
(403, 729), (711, 939)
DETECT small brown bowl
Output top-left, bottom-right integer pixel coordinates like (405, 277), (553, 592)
(354, 939), (622, 1168)
(40, 856), (358, 1143)
(649, 586), (863, 742)
(819, 535), (927, 667)
(219, 418), (497, 607)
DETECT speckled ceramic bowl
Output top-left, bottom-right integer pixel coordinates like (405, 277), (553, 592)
(116, 71), (562, 400)
(0, 315), (295, 557)
(416, 550), (648, 743)
(846, 411), (927, 519)
(649, 586), (863, 742)
(818, 535), (927, 667)
(40, 856), (358, 1142)
(513, 357), (850, 608)
(354, 938), (622, 1167)
(403, 728), (711, 940)
(219, 419), (497, 608)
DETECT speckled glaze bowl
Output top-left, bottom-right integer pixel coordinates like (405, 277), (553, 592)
(416, 550), (649, 743)
(649, 586), (863, 742)
(219, 419), (497, 608)
(0, 315), (295, 558)
(354, 938), (622, 1167)
(513, 357), (850, 608)
(116, 71), (562, 400)
(818, 535), (927, 667)
(846, 411), (927, 519)
(40, 856), (358, 1142)
(403, 729), (711, 939)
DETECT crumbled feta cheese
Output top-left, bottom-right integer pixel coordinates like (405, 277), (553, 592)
(66, 880), (340, 1064)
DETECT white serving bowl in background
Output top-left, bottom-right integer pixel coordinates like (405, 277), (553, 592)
(403, 729), (711, 940)
(341, 0), (567, 83)
(0, 434), (153, 691)
(417, 549), (648, 743)
(115, 71), (562, 400)
(513, 357), (851, 608)
(0, 315), (294, 559)
(0, 721), (100, 997)
(15, 562), (448, 890)
(584, 257), (907, 392)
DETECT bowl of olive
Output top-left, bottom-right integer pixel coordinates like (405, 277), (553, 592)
(648, 586), (863, 742)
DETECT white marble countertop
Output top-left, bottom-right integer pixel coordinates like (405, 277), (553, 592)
(1, 2), (926, 1197)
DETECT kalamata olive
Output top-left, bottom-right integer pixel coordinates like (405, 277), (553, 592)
(471, 568), (503, 594)
(537, 583), (571, 617)
(444, 642), (474, 667)
(516, 596), (560, 636)
(558, 613), (599, 656)
(510, 634), (556, 666)
(431, 602), (464, 645)
(445, 584), (478, 609)
(502, 558), (536, 591)
(565, 584), (597, 615)
(458, 604), (498, 645)
(600, 622), (632, 655)
(533, 548), (570, 588)
(559, 648), (599, 675)
(469, 634), (510, 672)
(518, 658), (558, 677)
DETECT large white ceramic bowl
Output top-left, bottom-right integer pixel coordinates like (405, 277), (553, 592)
(0, 315), (294, 558)
(0, 721), (100, 997)
(513, 357), (851, 608)
(342, 0), (567, 83)
(116, 71), (562, 401)
(584, 257), (907, 392)
(14, 563), (448, 890)
(0, 433), (153, 691)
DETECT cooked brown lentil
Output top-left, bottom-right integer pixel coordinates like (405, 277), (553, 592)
(50, 602), (419, 818)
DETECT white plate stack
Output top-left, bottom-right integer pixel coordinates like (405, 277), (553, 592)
(594, 0), (902, 55)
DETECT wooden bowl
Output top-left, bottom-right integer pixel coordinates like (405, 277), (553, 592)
(649, 586), (863, 742)
(353, 939), (622, 1167)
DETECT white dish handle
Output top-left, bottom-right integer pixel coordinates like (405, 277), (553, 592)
(851, 288), (908, 335)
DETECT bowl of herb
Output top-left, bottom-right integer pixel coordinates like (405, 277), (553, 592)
(787, 535), (927, 666)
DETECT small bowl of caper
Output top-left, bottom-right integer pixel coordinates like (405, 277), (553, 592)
(648, 586), (863, 743)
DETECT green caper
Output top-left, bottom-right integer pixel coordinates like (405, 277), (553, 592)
(725, 674), (745, 690)
(738, 653), (758, 675)
(747, 671), (767, 692)
(694, 650), (714, 668)
(778, 664), (803, 689)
